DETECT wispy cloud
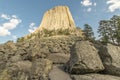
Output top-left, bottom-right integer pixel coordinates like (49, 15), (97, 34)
(81, 0), (92, 7)
(0, 14), (10, 20)
(81, 0), (97, 7)
(107, 0), (120, 12)
(81, 0), (97, 12)
(28, 22), (37, 33)
(0, 14), (21, 36)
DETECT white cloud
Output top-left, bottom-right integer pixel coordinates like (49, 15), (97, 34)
(0, 14), (21, 37)
(81, 0), (97, 12)
(3, 18), (21, 30)
(87, 8), (92, 12)
(81, 0), (92, 6)
(29, 23), (35, 28)
(0, 14), (10, 20)
(28, 23), (37, 33)
(12, 15), (17, 18)
(0, 27), (11, 36)
(107, 0), (120, 12)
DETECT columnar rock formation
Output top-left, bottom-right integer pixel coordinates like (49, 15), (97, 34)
(36, 6), (76, 32)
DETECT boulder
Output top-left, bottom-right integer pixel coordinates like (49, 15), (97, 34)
(99, 43), (120, 76)
(30, 43), (50, 58)
(66, 41), (104, 74)
(2, 60), (32, 80)
(49, 66), (72, 80)
(0, 59), (52, 80)
(47, 53), (70, 64)
(5, 41), (17, 51)
(10, 55), (22, 62)
(29, 59), (52, 80)
(7, 60), (32, 73)
(71, 74), (120, 80)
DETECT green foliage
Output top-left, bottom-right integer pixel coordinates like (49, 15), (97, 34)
(17, 37), (24, 42)
(98, 15), (120, 45)
(42, 28), (71, 37)
(83, 24), (95, 40)
(57, 29), (70, 35)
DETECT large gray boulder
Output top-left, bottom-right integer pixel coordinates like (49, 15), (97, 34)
(99, 43), (120, 76)
(66, 41), (104, 74)
(71, 74), (120, 80)
(47, 53), (70, 64)
(49, 66), (72, 80)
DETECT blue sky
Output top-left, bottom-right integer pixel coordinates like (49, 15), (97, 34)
(0, 0), (120, 43)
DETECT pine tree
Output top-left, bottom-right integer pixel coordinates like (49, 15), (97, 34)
(98, 20), (111, 44)
(83, 24), (94, 40)
(98, 15), (120, 45)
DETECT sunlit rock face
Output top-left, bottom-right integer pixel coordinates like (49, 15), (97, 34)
(36, 6), (76, 32)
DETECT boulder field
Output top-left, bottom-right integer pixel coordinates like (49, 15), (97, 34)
(0, 37), (120, 80)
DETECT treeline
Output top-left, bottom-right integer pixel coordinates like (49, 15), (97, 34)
(83, 15), (120, 46)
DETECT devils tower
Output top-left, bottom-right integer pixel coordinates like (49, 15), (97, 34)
(37, 6), (76, 31)
(21, 6), (84, 41)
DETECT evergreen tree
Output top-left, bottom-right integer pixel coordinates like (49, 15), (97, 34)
(17, 37), (24, 42)
(83, 24), (94, 40)
(111, 15), (120, 45)
(98, 15), (120, 45)
(98, 20), (111, 44)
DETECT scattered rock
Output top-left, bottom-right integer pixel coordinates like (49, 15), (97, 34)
(30, 59), (52, 80)
(10, 54), (22, 62)
(3, 60), (32, 80)
(5, 41), (17, 51)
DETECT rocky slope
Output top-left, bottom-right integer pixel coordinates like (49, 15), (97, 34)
(1, 39), (120, 80)
(0, 6), (120, 80)
(0, 35), (83, 80)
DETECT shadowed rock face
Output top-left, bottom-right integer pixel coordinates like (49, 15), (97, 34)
(98, 43), (120, 76)
(36, 6), (76, 31)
